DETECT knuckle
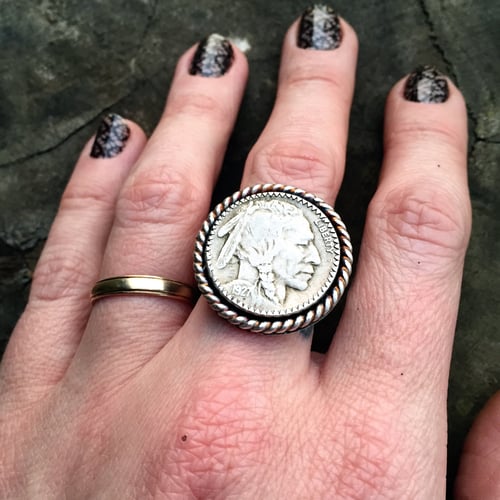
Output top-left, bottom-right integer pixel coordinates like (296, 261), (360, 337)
(283, 65), (344, 95)
(30, 246), (90, 303)
(385, 121), (466, 157)
(142, 362), (272, 496)
(178, 381), (269, 469)
(327, 410), (422, 498)
(116, 166), (206, 229)
(60, 180), (116, 214)
(166, 92), (231, 124)
(249, 140), (337, 191)
(369, 184), (471, 263)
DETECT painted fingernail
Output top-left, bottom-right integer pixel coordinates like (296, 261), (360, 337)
(90, 113), (130, 159)
(297, 5), (342, 50)
(403, 66), (449, 103)
(189, 34), (234, 77)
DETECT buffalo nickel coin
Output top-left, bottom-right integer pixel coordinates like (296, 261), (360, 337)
(194, 185), (353, 334)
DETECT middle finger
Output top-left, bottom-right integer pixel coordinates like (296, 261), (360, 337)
(243, 5), (358, 200)
(183, 6), (358, 371)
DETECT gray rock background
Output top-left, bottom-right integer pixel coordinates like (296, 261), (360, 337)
(0, 0), (498, 494)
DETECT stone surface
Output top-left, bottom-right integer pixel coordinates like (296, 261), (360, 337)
(0, 0), (498, 494)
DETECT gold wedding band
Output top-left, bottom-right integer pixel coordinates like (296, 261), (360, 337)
(91, 275), (197, 304)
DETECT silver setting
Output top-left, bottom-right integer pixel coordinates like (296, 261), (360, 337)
(194, 184), (353, 334)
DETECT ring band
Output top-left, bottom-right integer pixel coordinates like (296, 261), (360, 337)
(91, 275), (197, 304)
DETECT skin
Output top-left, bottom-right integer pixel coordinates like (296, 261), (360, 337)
(0, 14), (499, 500)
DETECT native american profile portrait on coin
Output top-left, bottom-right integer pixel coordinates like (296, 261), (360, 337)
(205, 193), (341, 317)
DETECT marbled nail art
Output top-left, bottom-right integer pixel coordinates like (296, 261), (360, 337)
(298, 5), (342, 50)
(189, 34), (234, 77)
(90, 113), (130, 159)
(404, 66), (449, 103)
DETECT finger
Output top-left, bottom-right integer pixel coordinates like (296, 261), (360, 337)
(323, 69), (470, 486)
(242, 7), (357, 202)
(455, 391), (500, 500)
(1, 115), (146, 397)
(183, 7), (358, 372)
(82, 36), (248, 366)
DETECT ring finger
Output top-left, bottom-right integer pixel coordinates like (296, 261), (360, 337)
(80, 36), (248, 369)
(183, 6), (358, 371)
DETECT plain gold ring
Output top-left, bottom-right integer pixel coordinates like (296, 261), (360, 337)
(91, 275), (198, 304)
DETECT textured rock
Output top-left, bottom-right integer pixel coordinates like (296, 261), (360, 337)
(0, 0), (498, 493)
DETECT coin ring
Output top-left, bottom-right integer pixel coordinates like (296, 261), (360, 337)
(194, 184), (353, 334)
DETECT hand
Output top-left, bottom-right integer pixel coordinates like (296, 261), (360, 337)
(1, 7), (498, 498)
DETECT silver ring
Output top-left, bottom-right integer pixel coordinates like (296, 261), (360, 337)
(194, 184), (353, 334)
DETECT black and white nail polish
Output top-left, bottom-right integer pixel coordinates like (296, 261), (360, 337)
(298, 5), (342, 50)
(189, 34), (234, 77)
(404, 66), (449, 103)
(90, 113), (130, 159)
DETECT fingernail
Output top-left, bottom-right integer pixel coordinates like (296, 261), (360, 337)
(189, 34), (234, 77)
(297, 5), (342, 50)
(90, 113), (130, 159)
(403, 66), (449, 103)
